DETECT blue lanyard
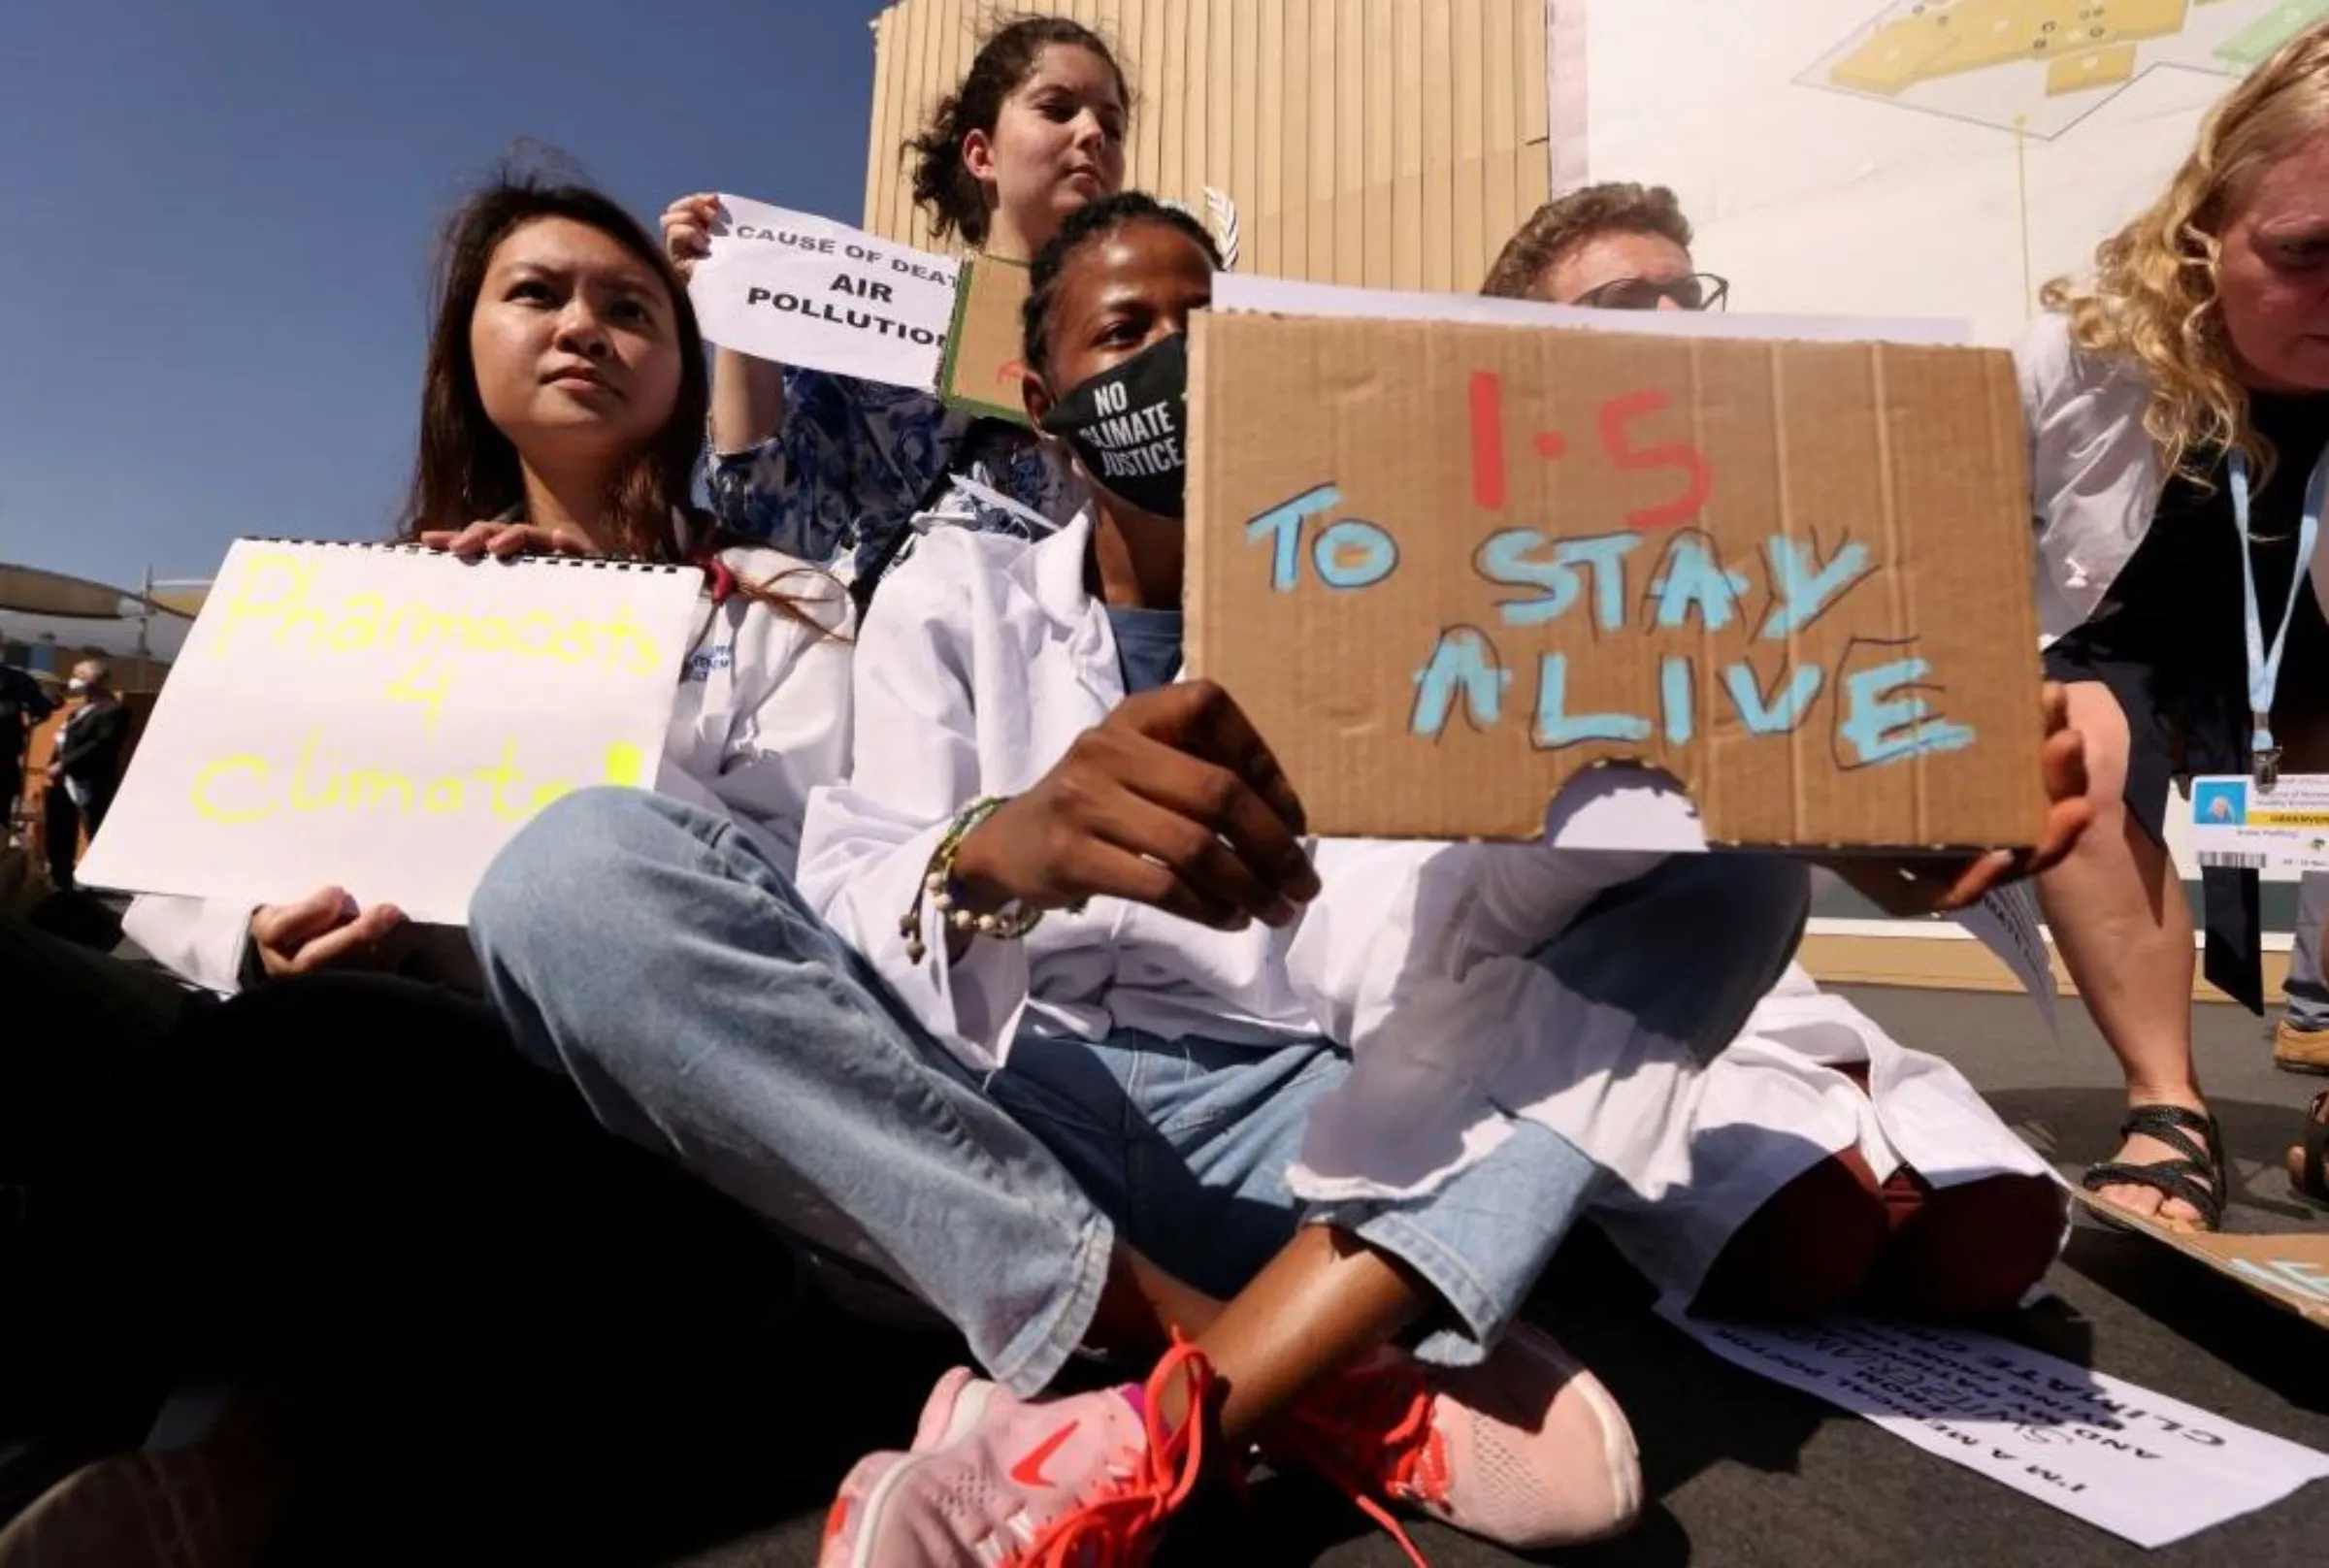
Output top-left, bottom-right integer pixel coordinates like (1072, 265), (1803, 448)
(2228, 445), (2328, 786)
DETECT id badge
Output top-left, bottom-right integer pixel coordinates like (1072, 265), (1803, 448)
(2189, 773), (2329, 871)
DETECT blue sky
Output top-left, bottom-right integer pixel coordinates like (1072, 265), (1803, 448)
(0, 0), (888, 592)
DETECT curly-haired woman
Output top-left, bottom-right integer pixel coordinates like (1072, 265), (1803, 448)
(2025, 21), (2329, 1227)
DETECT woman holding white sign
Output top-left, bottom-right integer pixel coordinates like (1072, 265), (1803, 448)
(2024, 23), (2329, 1231)
(121, 175), (852, 996)
(9, 171), (853, 1560)
(661, 15), (1129, 598)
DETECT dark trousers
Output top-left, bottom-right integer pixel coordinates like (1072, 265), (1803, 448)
(42, 776), (113, 889)
(1, 918), (803, 1557)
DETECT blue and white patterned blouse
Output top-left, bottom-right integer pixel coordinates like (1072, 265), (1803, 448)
(706, 366), (1084, 589)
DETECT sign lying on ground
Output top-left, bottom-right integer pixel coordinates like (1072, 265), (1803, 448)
(1670, 1310), (2329, 1548)
(77, 539), (700, 924)
(1184, 297), (2048, 850)
(690, 196), (961, 390)
(2076, 1193), (2329, 1332)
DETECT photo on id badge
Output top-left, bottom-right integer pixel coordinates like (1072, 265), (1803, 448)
(2194, 778), (2249, 828)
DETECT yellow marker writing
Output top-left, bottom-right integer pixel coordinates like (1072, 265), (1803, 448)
(602, 741), (647, 788)
(191, 755), (275, 823)
(213, 553), (312, 658)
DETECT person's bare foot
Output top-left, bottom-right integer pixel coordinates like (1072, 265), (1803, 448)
(2084, 1089), (2221, 1230)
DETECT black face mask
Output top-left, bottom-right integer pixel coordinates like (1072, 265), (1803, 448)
(1038, 333), (1188, 520)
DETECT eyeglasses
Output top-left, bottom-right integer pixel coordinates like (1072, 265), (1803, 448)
(1571, 273), (1730, 312)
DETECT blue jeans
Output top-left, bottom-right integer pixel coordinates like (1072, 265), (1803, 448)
(2287, 872), (2329, 1031)
(471, 790), (1808, 1391)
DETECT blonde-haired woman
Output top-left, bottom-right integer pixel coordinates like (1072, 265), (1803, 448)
(2025, 21), (2329, 1228)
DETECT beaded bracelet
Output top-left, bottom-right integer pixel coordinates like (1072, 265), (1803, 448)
(901, 796), (1067, 964)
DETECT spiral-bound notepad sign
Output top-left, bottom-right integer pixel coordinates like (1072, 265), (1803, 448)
(78, 539), (702, 923)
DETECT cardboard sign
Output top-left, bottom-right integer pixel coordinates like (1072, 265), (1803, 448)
(1184, 310), (2049, 849)
(690, 196), (960, 389)
(2075, 1193), (2329, 1331)
(935, 255), (1033, 425)
(77, 540), (701, 924)
(1667, 1310), (2329, 1547)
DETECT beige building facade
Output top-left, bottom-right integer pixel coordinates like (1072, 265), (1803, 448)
(863, 0), (1553, 293)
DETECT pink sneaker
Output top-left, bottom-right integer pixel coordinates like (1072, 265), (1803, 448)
(819, 1343), (1215, 1567)
(1268, 1323), (1642, 1554)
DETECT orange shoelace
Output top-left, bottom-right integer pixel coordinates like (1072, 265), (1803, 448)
(1016, 1341), (1217, 1567)
(1267, 1356), (1445, 1567)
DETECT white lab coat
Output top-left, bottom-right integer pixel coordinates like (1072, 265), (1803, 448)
(798, 510), (1755, 1199)
(1587, 963), (2062, 1302)
(2018, 311), (2329, 639)
(124, 543), (852, 995)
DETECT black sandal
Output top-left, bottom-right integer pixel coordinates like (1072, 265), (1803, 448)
(2082, 1103), (2227, 1231)
(2291, 1092), (2329, 1208)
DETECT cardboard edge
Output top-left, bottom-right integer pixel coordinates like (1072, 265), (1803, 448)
(934, 254), (1033, 425)
(1186, 313), (1215, 681)
(2072, 1191), (2329, 1330)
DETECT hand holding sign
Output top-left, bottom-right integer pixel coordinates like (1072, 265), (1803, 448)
(953, 680), (1322, 931)
(249, 885), (410, 979)
(661, 192), (722, 283)
(417, 519), (602, 560)
(1828, 682), (2092, 915)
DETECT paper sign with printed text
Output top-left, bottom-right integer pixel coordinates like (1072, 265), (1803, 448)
(1665, 1310), (2329, 1547)
(77, 540), (701, 924)
(935, 255), (1033, 425)
(690, 196), (960, 390)
(1183, 309), (2049, 849)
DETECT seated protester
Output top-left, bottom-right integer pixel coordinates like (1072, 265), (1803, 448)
(1597, 965), (2067, 1321)
(1481, 184), (2070, 1319)
(661, 15), (1124, 597)
(471, 192), (2088, 1567)
(2, 172), (845, 1564)
(122, 177), (850, 997)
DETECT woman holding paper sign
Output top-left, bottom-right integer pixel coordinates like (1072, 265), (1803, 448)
(121, 175), (852, 994)
(9, 172), (854, 1560)
(471, 192), (2090, 1564)
(2023, 22), (2329, 1230)
(661, 15), (1129, 599)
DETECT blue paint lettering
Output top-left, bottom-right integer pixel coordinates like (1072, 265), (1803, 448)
(1314, 519), (1398, 590)
(1410, 628), (1510, 737)
(1563, 534), (1642, 631)
(1649, 536), (1751, 632)
(1840, 658), (1976, 766)
(1534, 654), (1652, 748)
(1245, 484), (1341, 592)
(1477, 530), (1640, 629)
(1762, 537), (1874, 638)
(1661, 656), (1695, 745)
(1723, 662), (1824, 735)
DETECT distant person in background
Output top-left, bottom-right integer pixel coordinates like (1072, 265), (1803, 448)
(2023, 22), (2329, 1229)
(0, 662), (55, 842)
(2275, 873), (2329, 1072)
(43, 660), (126, 891)
(1482, 185), (2069, 1319)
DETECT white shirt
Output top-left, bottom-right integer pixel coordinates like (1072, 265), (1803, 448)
(123, 542), (852, 994)
(799, 509), (1755, 1204)
(1588, 963), (2061, 1301)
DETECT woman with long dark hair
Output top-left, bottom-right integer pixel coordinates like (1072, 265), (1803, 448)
(5, 168), (846, 1564)
(122, 174), (850, 995)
